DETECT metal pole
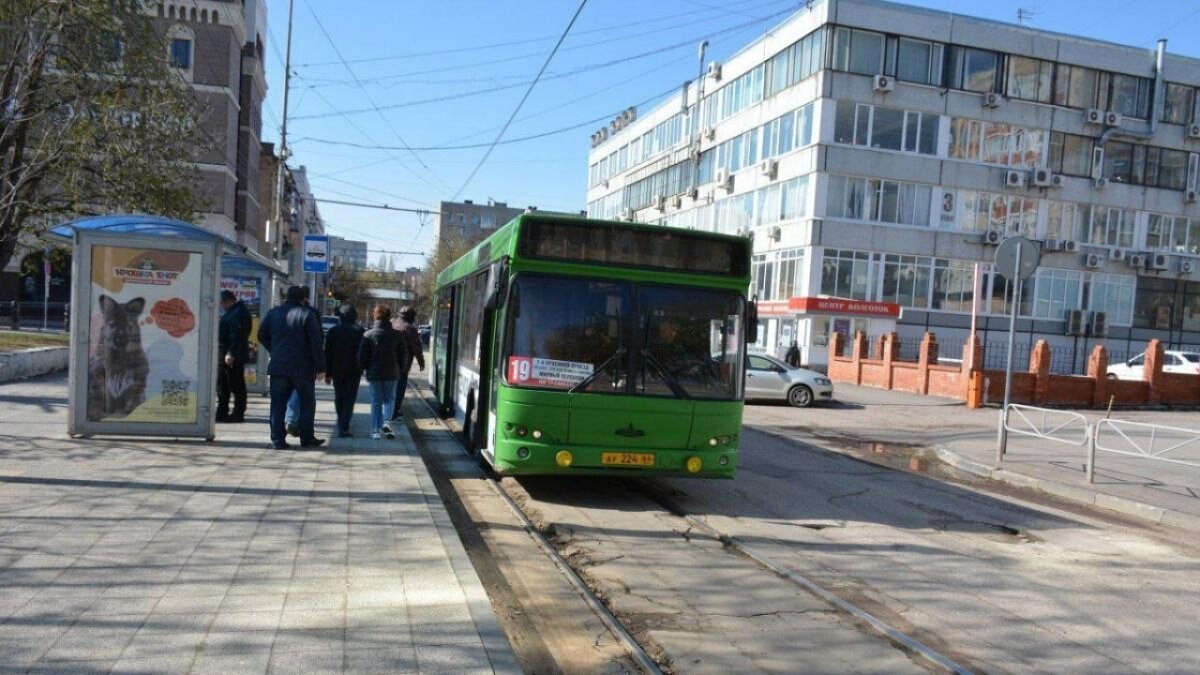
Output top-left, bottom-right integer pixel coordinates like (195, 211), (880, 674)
(274, 0), (295, 268)
(996, 243), (1023, 463)
(690, 41), (708, 199)
(42, 251), (49, 331)
(1085, 423), (1096, 484)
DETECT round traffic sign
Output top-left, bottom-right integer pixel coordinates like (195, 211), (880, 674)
(994, 236), (1040, 281)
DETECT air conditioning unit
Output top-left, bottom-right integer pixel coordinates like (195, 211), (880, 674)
(1093, 177), (1109, 190)
(654, 194), (666, 211)
(982, 92), (1002, 108)
(707, 61), (722, 81)
(717, 170), (734, 192)
(1085, 253), (1104, 268)
(1050, 173), (1065, 188)
(1180, 259), (1195, 275)
(1089, 311), (1109, 337)
(736, 226), (752, 239)
(768, 225), (782, 241)
(1188, 123), (1200, 140)
(1031, 168), (1053, 187)
(1005, 169), (1027, 189)
(1063, 240), (1080, 253)
(1104, 111), (1122, 127)
(1044, 239), (1065, 252)
(1126, 253), (1146, 268)
(872, 74), (894, 92)
(687, 187), (700, 200)
(1147, 253), (1169, 271)
(1186, 189), (1198, 203)
(759, 159), (778, 179)
(1084, 108), (1105, 125)
(1065, 309), (1087, 336)
(983, 229), (1004, 245)
(620, 208), (634, 222)
(1109, 248), (1126, 262)
(671, 194), (683, 209)
(703, 127), (716, 141)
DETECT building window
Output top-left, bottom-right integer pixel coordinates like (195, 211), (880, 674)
(833, 27), (885, 76)
(1047, 132), (1095, 177)
(950, 118), (1044, 168)
(833, 102), (937, 155)
(880, 254), (931, 308)
(1006, 56), (1054, 103)
(1086, 273), (1135, 326)
(821, 249), (873, 301)
(1052, 64), (1099, 109)
(1162, 83), (1195, 124)
(1106, 73), (1152, 119)
(1134, 277), (1177, 329)
(776, 249), (805, 299)
(752, 254), (775, 300)
(947, 46), (1000, 93)
(931, 259), (976, 312)
(170, 38), (192, 69)
(1087, 206), (1136, 248)
(1046, 200), (1088, 241)
(1031, 268), (1082, 319)
(894, 37), (942, 86)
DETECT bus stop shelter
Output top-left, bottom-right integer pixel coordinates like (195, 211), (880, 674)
(49, 215), (284, 439)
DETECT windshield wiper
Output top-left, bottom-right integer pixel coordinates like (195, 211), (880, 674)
(569, 346), (626, 394)
(641, 349), (690, 399)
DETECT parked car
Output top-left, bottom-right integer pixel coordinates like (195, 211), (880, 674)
(320, 315), (339, 335)
(418, 324), (431, 346)
(744, 353), (833, 407)
(1107, 350), (1200, 379)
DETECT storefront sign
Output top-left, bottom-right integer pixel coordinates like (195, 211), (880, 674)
(790, 297), (901, 318)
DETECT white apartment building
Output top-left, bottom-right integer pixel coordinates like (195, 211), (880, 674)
(586, 0), (1200, 371)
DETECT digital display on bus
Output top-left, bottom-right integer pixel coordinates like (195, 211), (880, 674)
(518, 219), (749, 277)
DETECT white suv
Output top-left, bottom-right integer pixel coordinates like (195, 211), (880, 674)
(1106, 350), (1200, 379)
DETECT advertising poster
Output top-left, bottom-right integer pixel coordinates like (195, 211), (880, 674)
(220, 275), (262, 385)
(86, 245), (201, 424)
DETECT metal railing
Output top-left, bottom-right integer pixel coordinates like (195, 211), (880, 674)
(999, 404), (1096, 481)
(1094, 419), (1200, 471)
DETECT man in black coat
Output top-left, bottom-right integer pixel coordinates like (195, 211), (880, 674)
(258, 285), (325, 449)
(390, 306), (425, 422)
(217, 290), (252, 423)
(324, 304), (364, 438)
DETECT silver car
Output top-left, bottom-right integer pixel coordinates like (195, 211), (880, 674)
(745, 354), (834, 407)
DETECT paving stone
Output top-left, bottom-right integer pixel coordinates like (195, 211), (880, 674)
(345, 647), (419, 673)
(189, 652), (272, 675)
(414, 643), (493, 675)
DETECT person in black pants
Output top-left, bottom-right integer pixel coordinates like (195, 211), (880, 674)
(324, 304), (364, 437)
(258, 285), (325, 450)
(217, 290), (252, 423)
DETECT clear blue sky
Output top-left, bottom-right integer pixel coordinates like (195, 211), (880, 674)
(263, 0), (1200, 267)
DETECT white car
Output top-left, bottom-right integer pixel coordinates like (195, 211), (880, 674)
(1106, 350), (1200, 379)
(744, 353), (834, 407)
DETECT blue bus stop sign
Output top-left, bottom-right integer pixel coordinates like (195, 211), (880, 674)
(302, 235), (330, 274)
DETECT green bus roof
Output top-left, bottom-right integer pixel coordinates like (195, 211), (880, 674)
(435, 213), (751, 291)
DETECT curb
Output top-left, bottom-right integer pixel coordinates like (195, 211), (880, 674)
(0, 346), (68, 383)
(931, 447), (1200, 533)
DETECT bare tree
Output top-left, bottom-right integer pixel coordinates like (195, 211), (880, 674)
(415, 232), (473, 319)
(0, 1), (204, 272)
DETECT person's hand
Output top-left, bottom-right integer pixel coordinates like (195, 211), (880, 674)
(419, 363), (425, 372)
(224, 354), (234, 366)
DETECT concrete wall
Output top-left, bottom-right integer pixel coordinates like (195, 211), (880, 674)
(0, 347), (68, 383)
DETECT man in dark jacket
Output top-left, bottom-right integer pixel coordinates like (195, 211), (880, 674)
(258, 285), (325, 449)
(324, 304), (364, 438)
(217, 290), (253, 423)
(359, 305), (409, 439)
(391, 306), (425, 422)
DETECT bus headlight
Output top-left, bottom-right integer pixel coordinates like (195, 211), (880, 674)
(719, 455), (729, 466)
(719, 435), (731, 445)
(517, 426), (528, 436)
(708, 437), (719, 447)
(531, 429), (542, 440)
(685, 456), (702, 473)
(516, 447), (530, 459)
(555, 450), (573, 468)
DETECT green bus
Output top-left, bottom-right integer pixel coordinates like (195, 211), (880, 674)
(431, 214), (756, 478)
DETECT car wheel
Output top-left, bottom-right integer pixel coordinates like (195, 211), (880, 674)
(787, 385), (813, 408)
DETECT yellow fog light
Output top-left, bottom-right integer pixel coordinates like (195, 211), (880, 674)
(708, 437), (718, 447)
(555, 450), (574, 468)
(685, 456), (703, 474)
(531, 429), (543, 440)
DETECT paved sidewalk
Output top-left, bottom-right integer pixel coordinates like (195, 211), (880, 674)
(0, 374), (517, 674)
(743, 383), (1200, 529)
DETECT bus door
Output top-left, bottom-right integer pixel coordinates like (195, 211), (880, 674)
(434, 285), (456, 414)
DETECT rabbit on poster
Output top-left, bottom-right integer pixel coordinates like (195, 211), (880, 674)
(87, 295), (149, 420)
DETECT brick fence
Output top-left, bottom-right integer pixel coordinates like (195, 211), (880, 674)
(828, 333), (1200, 409)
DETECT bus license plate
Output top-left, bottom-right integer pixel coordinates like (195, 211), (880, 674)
(601, 452), (655, 467)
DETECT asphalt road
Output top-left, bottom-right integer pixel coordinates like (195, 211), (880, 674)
(500, 402), (1200, 674)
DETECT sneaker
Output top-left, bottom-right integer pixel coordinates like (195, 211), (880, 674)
(286, 423), (300, 437)
(300, 438), (326, 448)
(370, 432), (381, 440)
(382, 422), (395, 439)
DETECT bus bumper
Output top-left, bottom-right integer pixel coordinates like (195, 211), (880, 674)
(490, 442), (738, 479)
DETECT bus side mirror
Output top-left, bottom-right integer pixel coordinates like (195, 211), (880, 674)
(746, 301), (758, 343)
(483, 260), (508, 310)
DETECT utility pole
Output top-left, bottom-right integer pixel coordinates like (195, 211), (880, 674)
(274, 0), (295, 289)
(690, 41), (709, 197)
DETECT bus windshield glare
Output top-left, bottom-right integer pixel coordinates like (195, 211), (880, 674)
(504, 275), (745, 400)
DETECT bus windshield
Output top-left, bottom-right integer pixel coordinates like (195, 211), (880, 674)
(504, 274), (745, 400)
